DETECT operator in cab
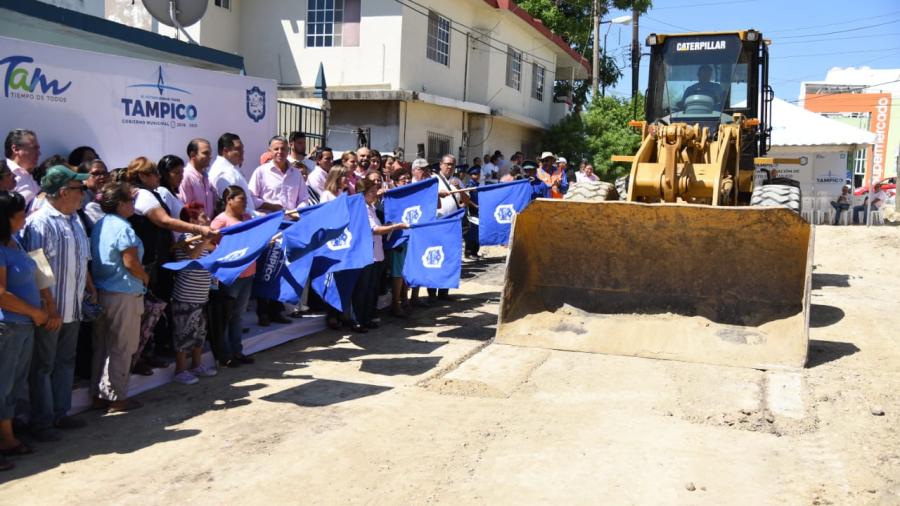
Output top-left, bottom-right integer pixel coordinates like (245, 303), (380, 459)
(678, 64), (724, 111)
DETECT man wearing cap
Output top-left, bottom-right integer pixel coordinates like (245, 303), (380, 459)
(537, 152), (568, 198)
(523, 161), (550, 200)
(22, 166), (97, 438)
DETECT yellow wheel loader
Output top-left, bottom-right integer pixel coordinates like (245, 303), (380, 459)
(496, 30), (813, 369)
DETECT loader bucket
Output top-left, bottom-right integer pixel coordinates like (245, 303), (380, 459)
(495, 200), (813, 369)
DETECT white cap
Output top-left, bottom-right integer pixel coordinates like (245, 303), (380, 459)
(411, 158), (429, 169)
(557, 157), (567, 165)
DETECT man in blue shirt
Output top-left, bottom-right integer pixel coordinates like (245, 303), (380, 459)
(523, 161), (549, 200)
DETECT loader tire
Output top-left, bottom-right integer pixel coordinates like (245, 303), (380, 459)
(615, 175), (629, 200)
(750, 184), (801, 213)
(564, 181), (619, 202)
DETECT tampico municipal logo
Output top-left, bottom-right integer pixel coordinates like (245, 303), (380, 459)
(326, 228), (353, 251)
(493, 204), (516, 224)
(422, 246), (445, 269)
(246, 86), (266, 123)
(218, 247), (248, 263)
(0, 55), (72, 103)
(402, 205), (423, 224)
(120, 66), (198, 129)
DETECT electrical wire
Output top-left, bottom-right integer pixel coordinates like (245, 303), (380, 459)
(765, 9), (900, 34)
(778, 19), (900, 39)
(773, 47), (900, 60)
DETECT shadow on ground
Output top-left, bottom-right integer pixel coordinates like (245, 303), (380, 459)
(0, 289), (500, 483)
(807, 339), (860, 368)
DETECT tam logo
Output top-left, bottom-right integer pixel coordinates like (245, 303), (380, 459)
(326, 228), (353, 251)
(1, 55), (72, 98)
(493, 204), (516, 224)
(422, 246), (444, 269)
(219, 247), (248, 263)
(402, 205), (423, 224)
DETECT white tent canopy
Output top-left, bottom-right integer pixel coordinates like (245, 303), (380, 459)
(769, 97), (876, 147)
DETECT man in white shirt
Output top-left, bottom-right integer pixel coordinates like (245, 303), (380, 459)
(853, 182), (888, 224)
(481, 154), (498, 186)
(306, 147), (333, 196)
(429, 154), (469, 302)
(209, 133), (279, 214)
(4, 128), (41, 210)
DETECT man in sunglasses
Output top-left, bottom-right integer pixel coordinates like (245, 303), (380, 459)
(21, 165), (97, 440)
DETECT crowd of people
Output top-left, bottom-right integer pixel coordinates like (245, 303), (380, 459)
(0, 127), (587, 472)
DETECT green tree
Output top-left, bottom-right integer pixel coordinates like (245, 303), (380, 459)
(517, 0), (652, 108)
(582, 94), (645, 180)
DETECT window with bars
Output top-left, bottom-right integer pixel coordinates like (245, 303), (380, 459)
(307, 0), (344, 47)
(426, 11), (451, 66)
(506, 46), (522, 91)
(531, 63), (544, 101)
(214, 0), (230, 9)
(427, 132), (453, 163)
(854, 148), (867, 175)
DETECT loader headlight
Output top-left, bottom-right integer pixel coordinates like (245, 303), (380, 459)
(646, 34), (658, 46)
(746, 30), (759, 41)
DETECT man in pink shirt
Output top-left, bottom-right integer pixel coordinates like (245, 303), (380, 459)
(306, 147), (333, 197)
(4, 128), (41, 211)
(178, 138), (216, 221)
(248, 136), (310, 212)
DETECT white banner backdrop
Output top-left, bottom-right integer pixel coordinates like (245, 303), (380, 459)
(0, 36), (276, 175)
(761, 147), (849, 198)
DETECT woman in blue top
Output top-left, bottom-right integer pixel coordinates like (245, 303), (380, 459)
(0, 191), (50, 470)
(90, 182), (149, 414)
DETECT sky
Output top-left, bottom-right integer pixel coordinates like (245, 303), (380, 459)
(601, 0), (900, 102)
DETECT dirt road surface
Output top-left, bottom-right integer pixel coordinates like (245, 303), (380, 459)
(1, 226), (898, 505)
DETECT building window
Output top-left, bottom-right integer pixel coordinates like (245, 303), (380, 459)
(854, 148), (867, 175)
(531, 63), (545, 101)
(427, 131), (452, 163)
(214, 0), (230, 9)
(506, 46), (522, 91)
(426, 11), (451, 66)
(307, 0), (344, 47)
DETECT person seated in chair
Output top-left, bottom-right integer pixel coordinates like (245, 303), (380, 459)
(830, 185), (851, 225)
(678, 65), (724, 112)
(853, 182), (887, 224)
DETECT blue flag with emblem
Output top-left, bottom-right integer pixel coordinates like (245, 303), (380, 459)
(308, 194), (373, 312)
(402, 208), (465, 289)
(383, 177), (438, 248)
(252, 196), (351, 302)
(477, 179), (532, 246)
(163, 211), (284, 286)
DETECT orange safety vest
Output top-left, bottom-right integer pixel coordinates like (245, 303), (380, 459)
(537, 166), (564, 198)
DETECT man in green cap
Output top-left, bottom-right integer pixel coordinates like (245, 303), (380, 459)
(21, 165), (97, 439)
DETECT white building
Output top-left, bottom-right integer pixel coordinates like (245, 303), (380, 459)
(65, 0), (590, 161)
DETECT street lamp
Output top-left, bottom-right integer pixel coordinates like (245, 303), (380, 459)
(599, 14), (632, 98)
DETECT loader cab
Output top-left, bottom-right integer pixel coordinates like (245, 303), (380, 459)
(645, 31), (769, 154)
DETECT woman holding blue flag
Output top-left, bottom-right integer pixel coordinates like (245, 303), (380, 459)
(353, 179), (408, 329)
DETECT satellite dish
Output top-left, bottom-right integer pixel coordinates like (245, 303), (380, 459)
(142, 0), (208, 44)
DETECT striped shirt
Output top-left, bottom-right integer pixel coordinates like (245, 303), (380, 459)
(22, 202), (91, 323)
(171, 238), (212, 304)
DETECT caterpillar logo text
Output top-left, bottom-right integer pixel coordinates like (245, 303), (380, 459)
(676, 40), (727, 51)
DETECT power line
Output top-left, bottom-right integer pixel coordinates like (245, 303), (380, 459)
(774, 31), (898, 46)
(765, 9), (900, 34)
(774, 47), (900, 60)
(770, 53), (900, 86)
(642, 16), (697, 33)
(779, 19), (899, 39)
(651, 0), (753, 9)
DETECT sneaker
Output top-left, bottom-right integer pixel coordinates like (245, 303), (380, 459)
(190, 365), (218, 378)
(173, 370), (199, 385)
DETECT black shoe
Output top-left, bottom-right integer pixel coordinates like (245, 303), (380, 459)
(132, 361), (154, 376)
(219, 359), (240, 368)
(257, 315), (271, 327)
(364, 321), (379, 329)
(235, 354), (255, 364)
(437, 293), (456, 302)
(349, 323), (368, 333)
(54, 416), (86, 430)
(270, 314), (292, 324)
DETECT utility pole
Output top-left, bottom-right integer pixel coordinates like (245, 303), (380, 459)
(591, 0), (600, 98)
(630, 5), (639, 100)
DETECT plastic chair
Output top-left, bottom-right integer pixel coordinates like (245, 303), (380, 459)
(815, 197), (834, 225)
(868, 209), (885, 225)
(800, 197), (815, 223)
(837, 208), (851, 225)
